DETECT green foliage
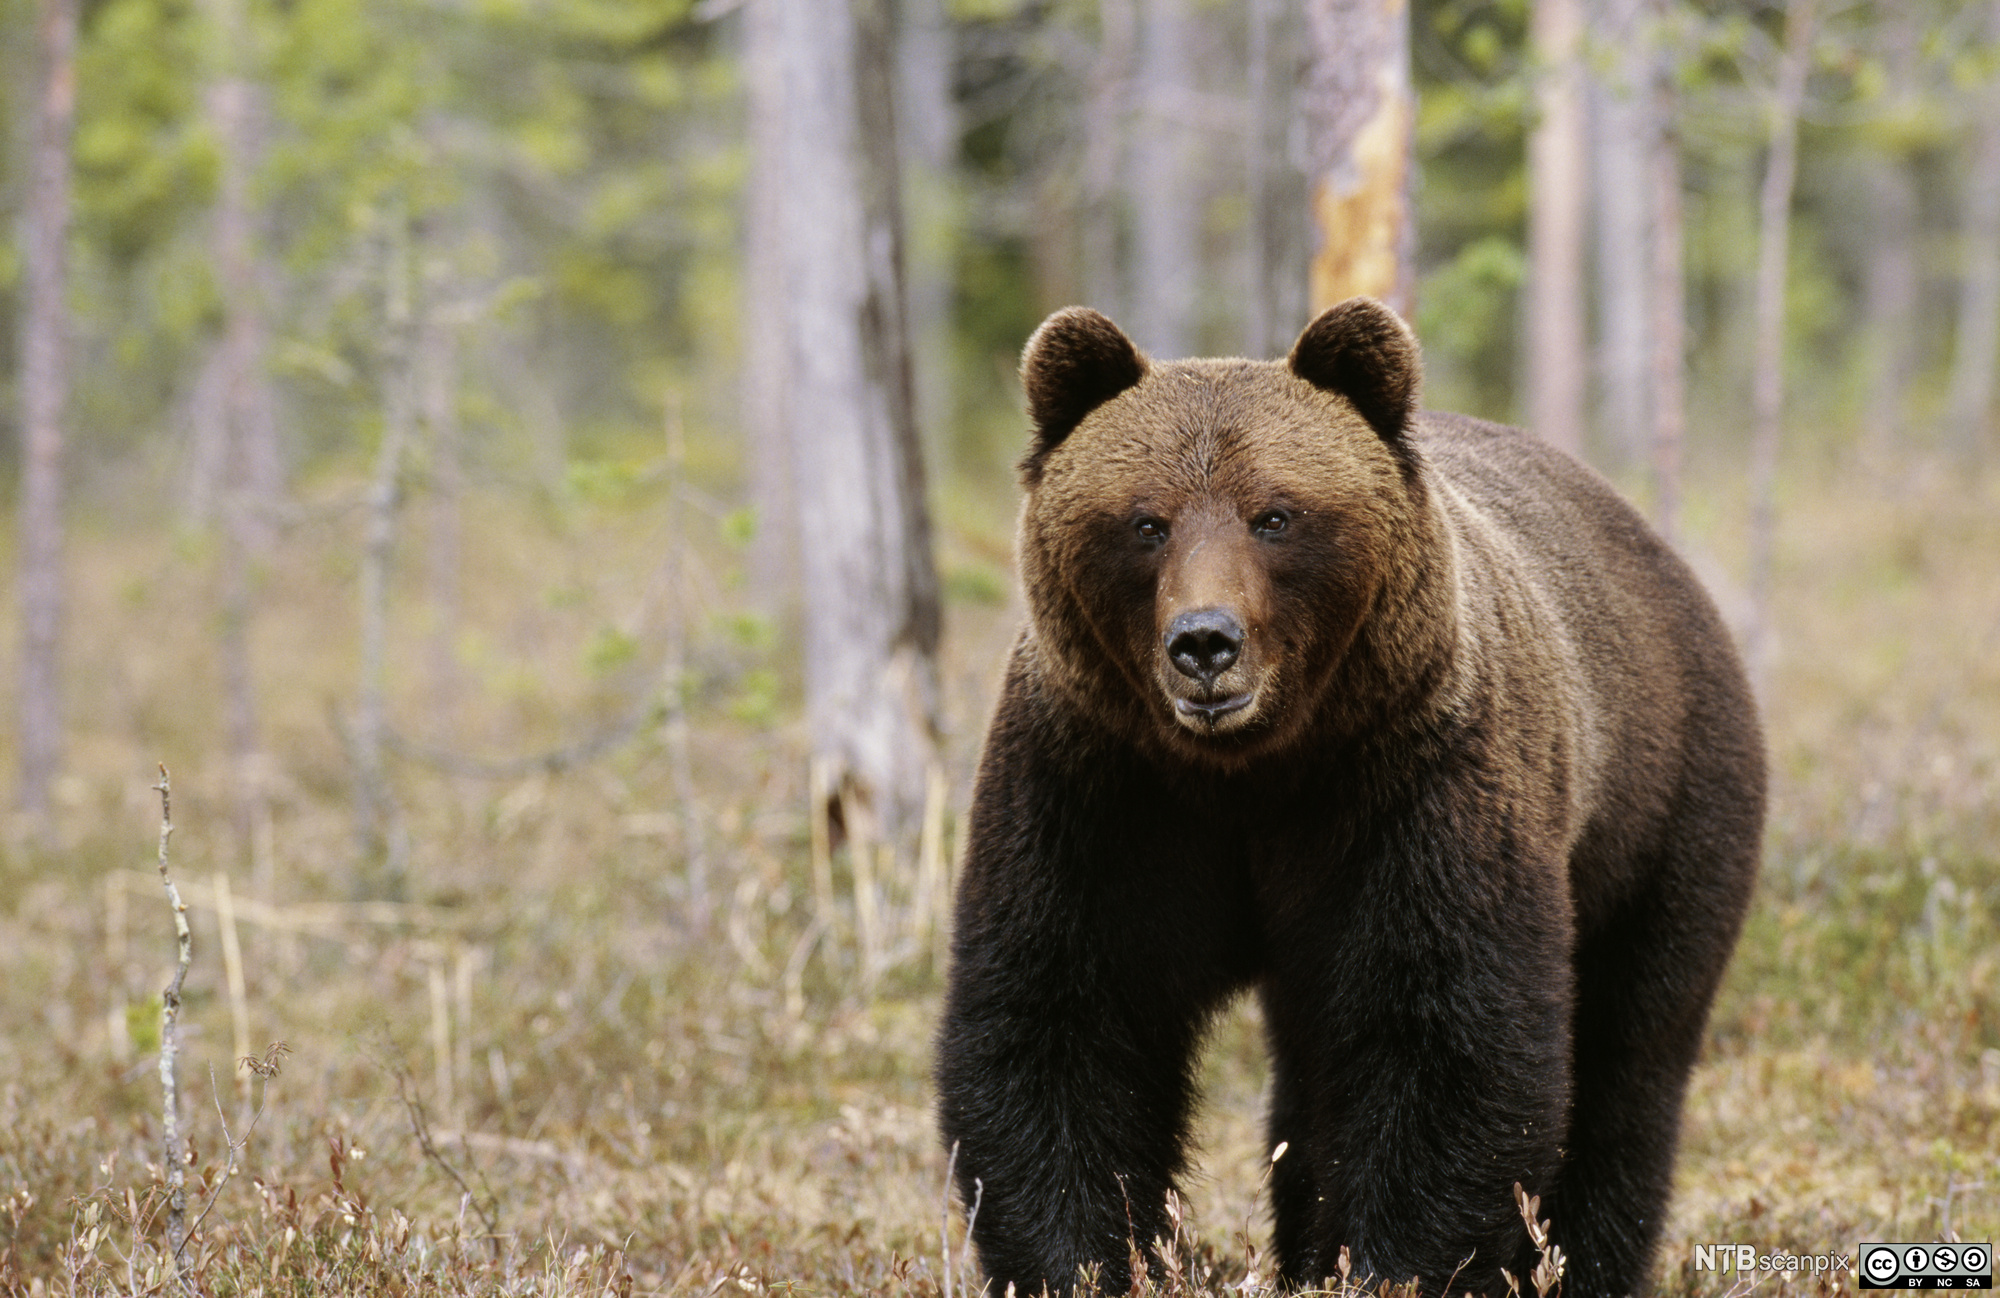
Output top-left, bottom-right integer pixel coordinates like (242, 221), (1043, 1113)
(721, 505), (758, 547)
(728, 666), (781, 725)
(1414, 235), (1524, 421)
(716, 611), (775, 652)
(944, 562), (1008, 606)
(72, 0), (212, 268)
(1413, 0), (1530, 418)
(565, 456), (647, 504)
(586, 624), (640, 675)
(125, 995), (163, 1057)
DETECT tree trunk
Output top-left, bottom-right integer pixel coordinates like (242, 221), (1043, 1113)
(1246, 0), (1310, 358)
(1747, 0), (1818, 694)
(768, 0), (942, 842)
(1647, 0), (1686, 544)
(1081, 0), (1136, 317)
(15, 0), (79, 821)
(354, 215), (416, 888)
(1860, 159), (1918, 451)
(1589, 0), (1653, 471)
(1859, 6), (1920, 457)
(1948, 9), (2000, 458)
(1526, 0), (1588, 458)
(422, 283), (463, 735)
(897, 0), (956, 464)
(204, 0), (279, 860)
(1128, 0), (1199, 357)
(742, 0), (799, 617)
(1302, 0), (1415, 316)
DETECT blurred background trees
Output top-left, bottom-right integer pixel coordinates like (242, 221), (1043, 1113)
(2, 0), (1997, 861)
(13, 0), (78, 824)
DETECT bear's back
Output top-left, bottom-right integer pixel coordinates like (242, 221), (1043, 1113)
(1411, 411), (1763, 920)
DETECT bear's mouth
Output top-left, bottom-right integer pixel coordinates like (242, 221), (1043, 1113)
(1172, 692), (1254, 727)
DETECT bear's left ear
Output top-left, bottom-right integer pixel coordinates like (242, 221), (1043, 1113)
(1287, 297), (1421, 448)
(1019, 307), (1149, 485)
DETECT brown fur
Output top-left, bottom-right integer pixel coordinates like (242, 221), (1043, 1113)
(937, 299), (1765, 1297)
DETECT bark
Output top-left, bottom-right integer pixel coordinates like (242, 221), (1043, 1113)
(207, 84), (283, 534)
(741, 0), (799, 615)
(1748, 0), (1819, 693)
(897, 0), (956, 462)
(1589, 0), (1653, 470)
(1128, 0), (1199, 357)
(1647, 1), (1686, 544)
(15, 0), (78, 820)
(1859, 5), (1920, 454)
(769, 0), (942, 842)
(354, 216), (416, 886)
(421, 287), (463, 732)
(1246, 0), (1310, 357)
(203, 0), (279, 858)
(1859, 159), (1918, 449)
(662, 397), (708, 931)
(1526, 0), (1588, 458)
(1303, 0), (1415, 316)
(1948, 17), (2000, 457)
(219, 489), (262, 857)
(1082, 0), (1136, 317)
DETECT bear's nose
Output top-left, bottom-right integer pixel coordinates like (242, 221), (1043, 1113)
(1166, 609), (1243, 684)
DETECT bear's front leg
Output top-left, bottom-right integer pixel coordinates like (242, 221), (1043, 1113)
(1259, 814), (1576, 1296)
(936, 705), (1254, 1295)
(937, 951), (1208, 1295)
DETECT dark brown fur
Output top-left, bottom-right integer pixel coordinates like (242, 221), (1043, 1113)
(936, 299), (1765, 1297)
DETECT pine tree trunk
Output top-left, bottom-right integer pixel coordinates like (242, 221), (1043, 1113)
(1860, 160), (1918, 451)
(770, 0), (942, 842)
(204, 0), (278, 856)
(742, 0), (799, 617)
(1948, 27), (2000, 457)
(1128, 0), (1198, 357)
(422, 291), (463, 734)
(1748, 0), (1818, 693)
(1859, 7), (1920, 458)
(897, 0), (956, 463)
(1527, 0), (1588, 458)
(15, 0), (79, 820)
(354, 215), (416, 886)
(1589, 0), (1653, 471)
(1647, 0), (1686, 544)
(1082, 0), (1136, 317)
(1245, 0), (1310, 358)
(1302, 0), (1415, 316)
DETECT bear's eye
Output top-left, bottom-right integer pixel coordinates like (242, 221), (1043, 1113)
(1252, 509), (1290, 536)
(1134, 517), (1169, 542)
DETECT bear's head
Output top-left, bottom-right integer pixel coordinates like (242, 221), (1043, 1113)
(1015, 297), (1442, 765)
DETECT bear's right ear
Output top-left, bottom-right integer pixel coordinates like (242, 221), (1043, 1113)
(1018, 307), (1149, 485)
(1287, 297), (1421, 450)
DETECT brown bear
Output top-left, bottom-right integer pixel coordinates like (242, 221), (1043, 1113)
(935, 298), (1764, 1298)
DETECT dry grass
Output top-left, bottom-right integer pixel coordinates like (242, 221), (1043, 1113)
(1, 445), (1996, 1296)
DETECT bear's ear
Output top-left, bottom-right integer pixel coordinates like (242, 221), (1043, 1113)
(1287, 297), (1421, 447)
(1018, 307), (1149, 484)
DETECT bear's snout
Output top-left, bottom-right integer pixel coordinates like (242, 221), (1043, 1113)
(1165, 608), (1243, 685)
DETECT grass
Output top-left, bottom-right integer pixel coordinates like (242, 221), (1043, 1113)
(1, 443), (1997, 1295)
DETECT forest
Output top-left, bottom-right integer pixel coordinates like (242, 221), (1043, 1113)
(1, 0), (1997, 1292)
